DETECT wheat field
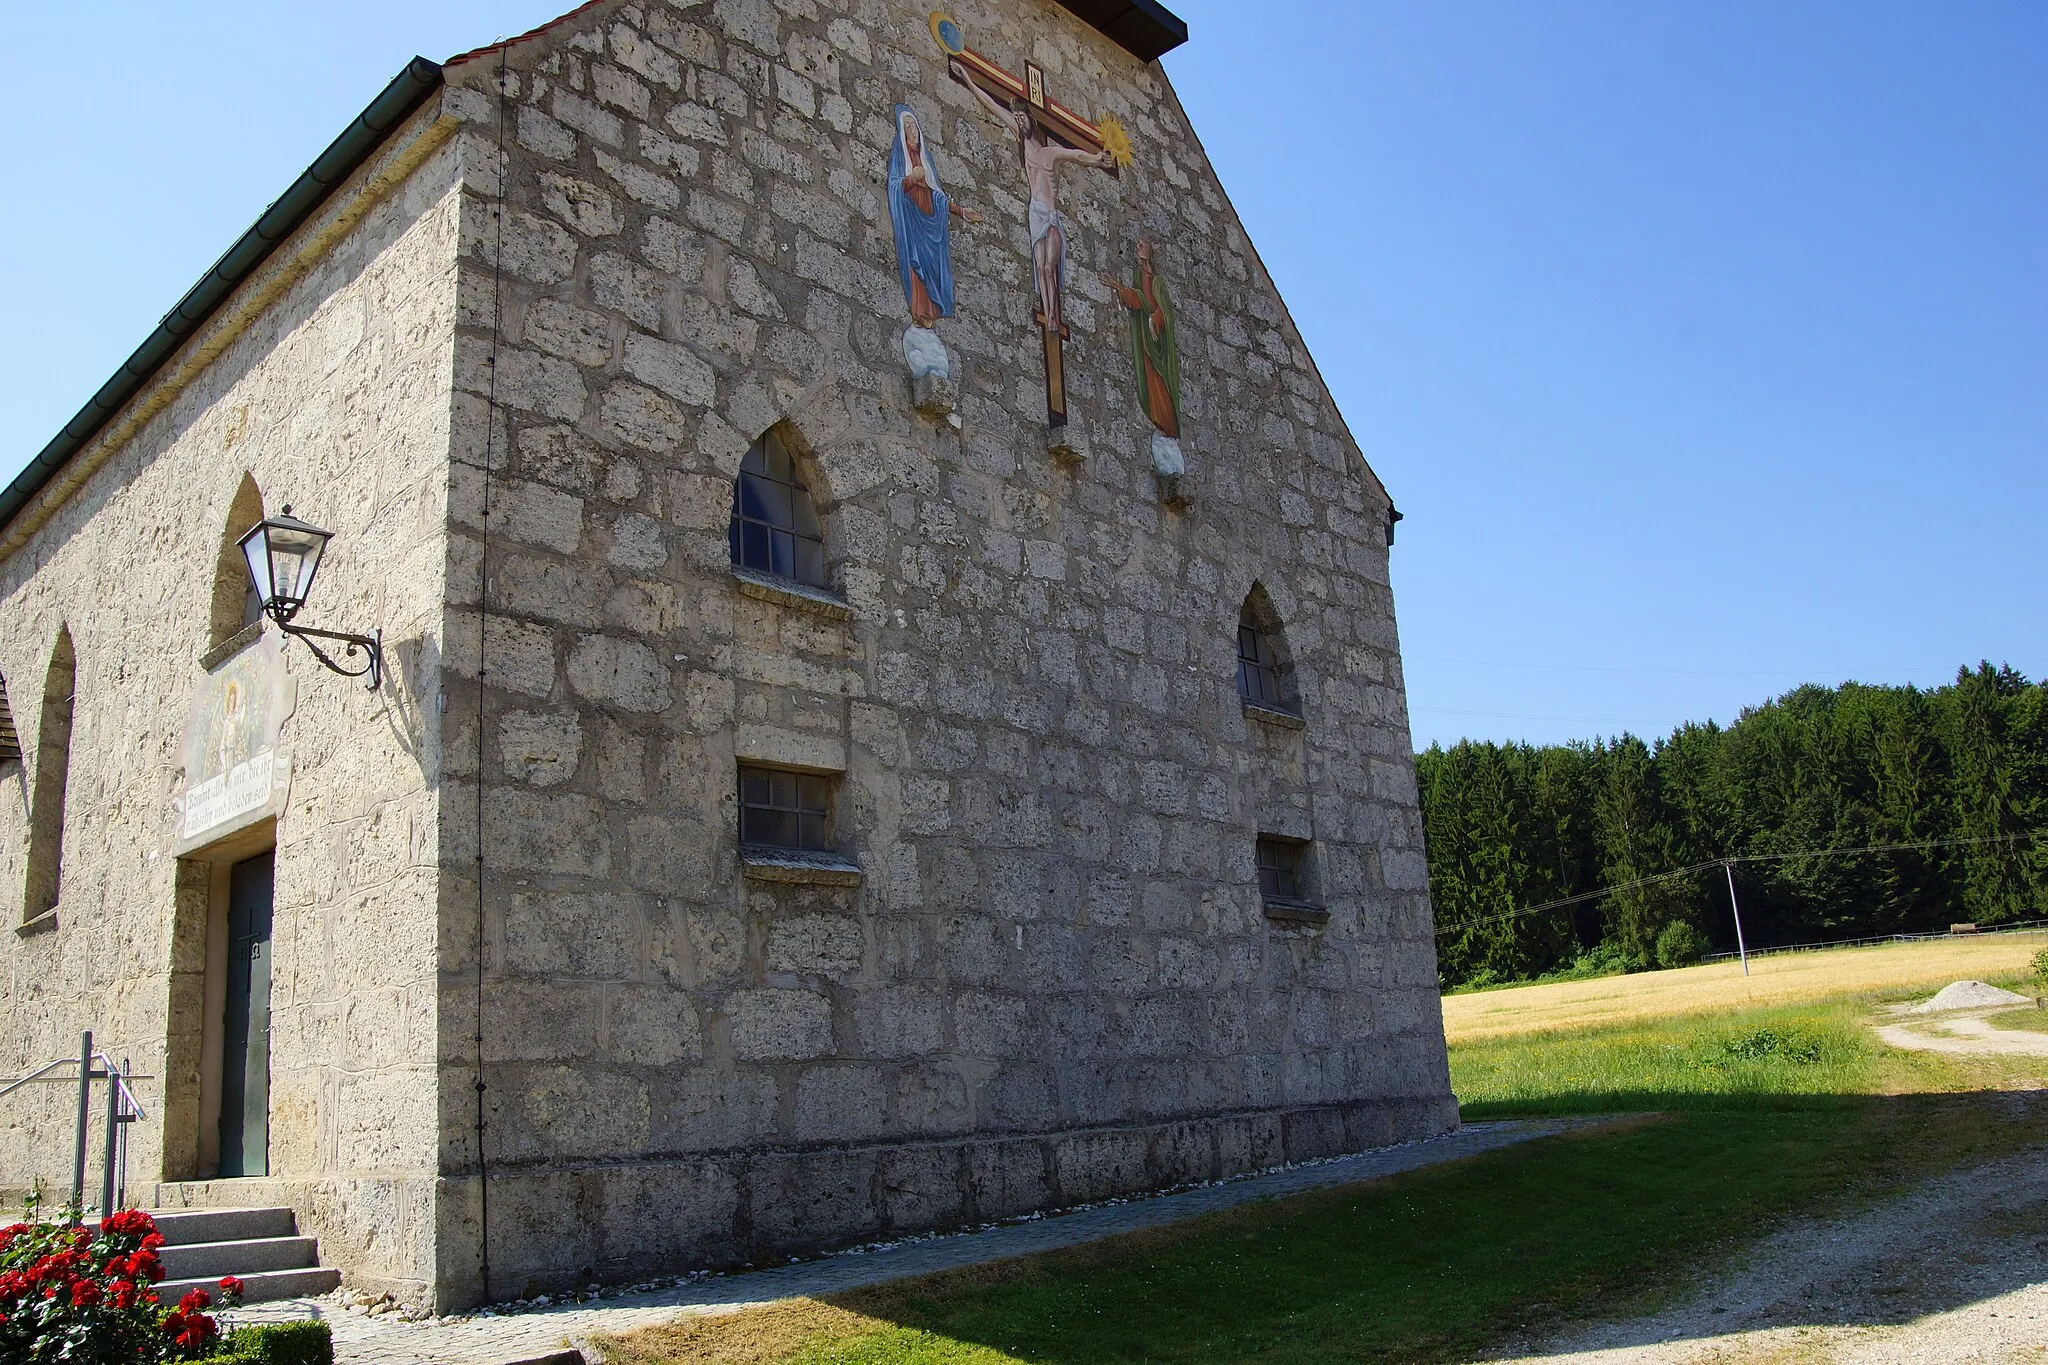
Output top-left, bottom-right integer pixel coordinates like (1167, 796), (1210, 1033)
(1439, 932), (2047, 1043)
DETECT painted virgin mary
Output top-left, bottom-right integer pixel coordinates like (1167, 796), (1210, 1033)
(888, 105), (978, 328)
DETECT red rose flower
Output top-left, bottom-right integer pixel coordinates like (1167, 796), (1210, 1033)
(69, 1279), (101, 1308)
(217, 1275), (245, 1301)
(103, 1208), (157, 1238)
(173, 1313), (217, 1349)
(176, 1287), (211, 1313)
(110, 1279), (137, 1309)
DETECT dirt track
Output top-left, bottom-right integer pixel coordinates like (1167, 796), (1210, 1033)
(1488, 1104), (2048, 1365)
(1876, 1006), (2048, 1058)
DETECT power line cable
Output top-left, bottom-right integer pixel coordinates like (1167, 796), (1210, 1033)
(1434, 828), (2046, 937)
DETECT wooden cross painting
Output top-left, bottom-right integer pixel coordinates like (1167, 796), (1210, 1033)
(931, 13), (1133, 430)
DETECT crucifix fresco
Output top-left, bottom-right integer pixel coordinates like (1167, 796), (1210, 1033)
(930, 13), (1133, 432)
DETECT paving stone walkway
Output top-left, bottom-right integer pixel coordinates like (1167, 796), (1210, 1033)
(234, 1118), (1601, 1365)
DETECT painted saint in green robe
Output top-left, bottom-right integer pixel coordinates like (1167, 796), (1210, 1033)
(1108, 239), (1180, 440)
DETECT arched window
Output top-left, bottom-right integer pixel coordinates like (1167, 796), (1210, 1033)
(728, 431), (826, 589)
(1237, 586), (1297, 715)
(23, 629), (75, 925)
(208, 474), (266, 649)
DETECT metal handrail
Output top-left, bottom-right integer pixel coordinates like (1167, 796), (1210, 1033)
(0, 1052), (152, 1117)
(96, 1052), (149, 1123)
(0, 1056), (82, 1100)
(0, 1033), (154, 1218)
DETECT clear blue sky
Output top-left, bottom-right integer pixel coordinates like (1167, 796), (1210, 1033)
(4, 2), (2041, 750)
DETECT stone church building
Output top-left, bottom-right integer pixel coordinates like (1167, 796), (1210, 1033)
(0, 0), (1452, 1311)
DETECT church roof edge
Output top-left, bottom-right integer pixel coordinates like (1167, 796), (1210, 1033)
(0, 56), (445, 544)
(1051, 0), (1188, 61)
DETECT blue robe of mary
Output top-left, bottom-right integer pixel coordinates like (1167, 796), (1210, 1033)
(889, 105), (957, 323)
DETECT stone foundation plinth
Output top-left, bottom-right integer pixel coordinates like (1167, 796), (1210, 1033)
(439, 1096), (1459, 1307)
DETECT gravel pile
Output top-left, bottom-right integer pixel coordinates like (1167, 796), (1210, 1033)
(1912, 979), (2032, 1012)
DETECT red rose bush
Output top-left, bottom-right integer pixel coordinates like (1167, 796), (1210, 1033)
(0, 1202), (241, 1362)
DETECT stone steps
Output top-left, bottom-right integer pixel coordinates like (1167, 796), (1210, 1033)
(149, 1207), (340, 1304)
(160, 1235), (323, 1278)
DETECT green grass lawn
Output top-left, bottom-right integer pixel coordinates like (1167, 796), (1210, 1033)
(602, 998), (2046, 1365)
(1986, 1005), (2048, 1034)
(1450, 996), (2033, 1117)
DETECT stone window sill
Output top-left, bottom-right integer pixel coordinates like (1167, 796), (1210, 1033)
(1262, 898), (1329, 927)
(731, 567), (853, 621)
(17, 908), (58, 938)
(1244, 700), (1306, 731)
(741, 847), (863, 887)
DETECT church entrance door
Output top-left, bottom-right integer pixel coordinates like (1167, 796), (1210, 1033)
(218, 851), (273, 1177)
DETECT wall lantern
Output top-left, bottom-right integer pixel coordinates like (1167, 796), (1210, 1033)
(238, 506), (382, 689)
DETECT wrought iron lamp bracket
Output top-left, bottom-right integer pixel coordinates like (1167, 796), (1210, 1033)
(275, 619), (382, 690)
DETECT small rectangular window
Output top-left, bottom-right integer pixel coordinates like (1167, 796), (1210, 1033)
(1256, 836), (1307, 903)
(739, 764), (832, 851)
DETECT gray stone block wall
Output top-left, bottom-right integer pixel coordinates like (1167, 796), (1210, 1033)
(0, 120), (463, 1300)
(0, 0), (1456, 1315)
(431, 0), (1453, 1305)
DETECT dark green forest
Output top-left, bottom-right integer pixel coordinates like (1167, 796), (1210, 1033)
(1418, 664), (2048, 989)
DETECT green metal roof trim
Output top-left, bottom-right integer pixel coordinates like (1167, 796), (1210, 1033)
(0, 57), (444, 541)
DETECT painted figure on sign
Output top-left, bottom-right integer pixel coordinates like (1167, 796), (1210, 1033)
(954, 62), (1115, 339)
(888, 104), (979, 331)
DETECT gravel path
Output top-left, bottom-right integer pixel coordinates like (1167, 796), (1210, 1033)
(231, 1117), (1595, 1365)
(1489, 1118), (2048, 1365)
(1875, 1006), (2048, 1058)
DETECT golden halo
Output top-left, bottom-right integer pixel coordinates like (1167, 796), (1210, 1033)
(930, 12), (967, 54)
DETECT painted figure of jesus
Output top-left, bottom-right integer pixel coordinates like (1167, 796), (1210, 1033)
(953, 58), (1116, 337)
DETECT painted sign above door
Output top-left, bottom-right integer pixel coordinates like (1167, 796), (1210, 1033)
(176, 631), (296, 855)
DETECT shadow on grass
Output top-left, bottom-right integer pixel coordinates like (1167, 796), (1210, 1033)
(775, 1091), (2046, 1365)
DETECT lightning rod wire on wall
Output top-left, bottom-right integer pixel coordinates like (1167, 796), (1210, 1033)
(471, 40), (511, 1305)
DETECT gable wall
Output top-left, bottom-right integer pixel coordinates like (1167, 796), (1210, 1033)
(431, 0), (1451, 1304)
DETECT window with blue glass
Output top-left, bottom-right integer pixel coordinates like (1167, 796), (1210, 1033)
(728, 431), (827, 589)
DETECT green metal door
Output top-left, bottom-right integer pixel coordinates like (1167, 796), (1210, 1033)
(219, 852), (273, 1178)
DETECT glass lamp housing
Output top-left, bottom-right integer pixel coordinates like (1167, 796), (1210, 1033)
(238, 508), (333, 624)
